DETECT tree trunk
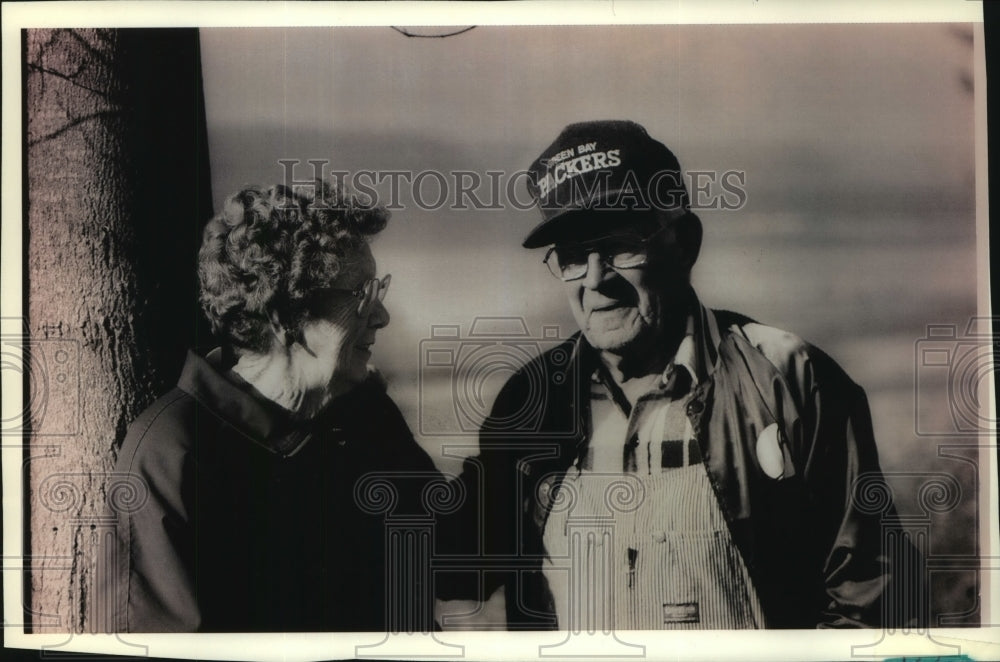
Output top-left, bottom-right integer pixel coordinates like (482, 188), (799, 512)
(23, 28), (213, 633)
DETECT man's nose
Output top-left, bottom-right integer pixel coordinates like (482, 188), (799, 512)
(368, 298), (390, 329)
(582, 251), (609, 289)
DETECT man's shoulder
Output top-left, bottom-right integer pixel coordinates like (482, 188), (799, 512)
(716, 310), (811, 362)
(506, 334), (583, 386)
(483, 334), (583, 426)
(712, 309), (859, 394)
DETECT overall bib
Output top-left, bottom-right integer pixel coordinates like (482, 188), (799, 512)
(541, 366), (766, 630)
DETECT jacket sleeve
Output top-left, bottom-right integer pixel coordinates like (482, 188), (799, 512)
(434, 371), (530, 604)
(793, 348), (925, 629)
(104, 394), (202, 632)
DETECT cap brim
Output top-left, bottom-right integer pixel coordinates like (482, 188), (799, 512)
(522, 208), (597, 248)
(522, 197), (688, 248)
(521, 187), (630, 248)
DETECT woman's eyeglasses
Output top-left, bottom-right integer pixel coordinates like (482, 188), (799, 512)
(318, 274), (391, 317)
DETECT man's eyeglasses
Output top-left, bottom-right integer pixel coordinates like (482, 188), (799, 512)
(543, 225), (668, 281)
(321, 274), (391, 317)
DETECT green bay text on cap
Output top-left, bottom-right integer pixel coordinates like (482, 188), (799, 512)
(523, 120), (692, 248)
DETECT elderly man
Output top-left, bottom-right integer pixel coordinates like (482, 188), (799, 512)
(438, 120), (922, 630)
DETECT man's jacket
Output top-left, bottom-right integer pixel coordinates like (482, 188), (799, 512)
(437, 307), (924, 629)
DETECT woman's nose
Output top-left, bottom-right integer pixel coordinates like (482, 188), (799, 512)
(368, 298), (390, 329)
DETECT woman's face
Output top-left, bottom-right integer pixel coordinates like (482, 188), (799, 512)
(297, 243), (390, 393)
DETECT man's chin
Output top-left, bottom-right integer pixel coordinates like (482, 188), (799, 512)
(582, 312), (645, 351)
(582, 328), (642, 352)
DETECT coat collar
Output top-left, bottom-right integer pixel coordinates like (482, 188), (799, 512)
(177, 349), (318, 457)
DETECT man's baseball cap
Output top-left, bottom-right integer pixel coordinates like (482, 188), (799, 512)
(522, 120), (690, 248)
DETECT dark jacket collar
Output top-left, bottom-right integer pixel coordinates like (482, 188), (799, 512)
(176, 349), (316, 457)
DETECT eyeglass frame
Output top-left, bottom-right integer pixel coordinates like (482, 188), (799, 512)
(542, 224), (671, 282)
(318, 274), (392, 317)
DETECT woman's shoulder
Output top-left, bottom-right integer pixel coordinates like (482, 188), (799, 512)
(115, 387), (200, 475)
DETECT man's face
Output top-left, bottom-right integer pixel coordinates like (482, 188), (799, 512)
(554, 214), (692, 357)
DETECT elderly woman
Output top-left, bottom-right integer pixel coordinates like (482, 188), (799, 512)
(103, 181), (440, 632)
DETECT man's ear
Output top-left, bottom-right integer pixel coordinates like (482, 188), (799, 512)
(674, 212), (702, 271)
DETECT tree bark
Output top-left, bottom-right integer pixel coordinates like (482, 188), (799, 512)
(23, 28), (212, 633)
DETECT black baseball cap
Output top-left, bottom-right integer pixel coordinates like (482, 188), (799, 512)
(522, 120), (691, 248)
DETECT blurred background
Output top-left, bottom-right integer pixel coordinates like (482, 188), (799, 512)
(199, 24), (981, 623)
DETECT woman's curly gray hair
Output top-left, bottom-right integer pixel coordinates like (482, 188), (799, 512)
(198, 180), (389, 353)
